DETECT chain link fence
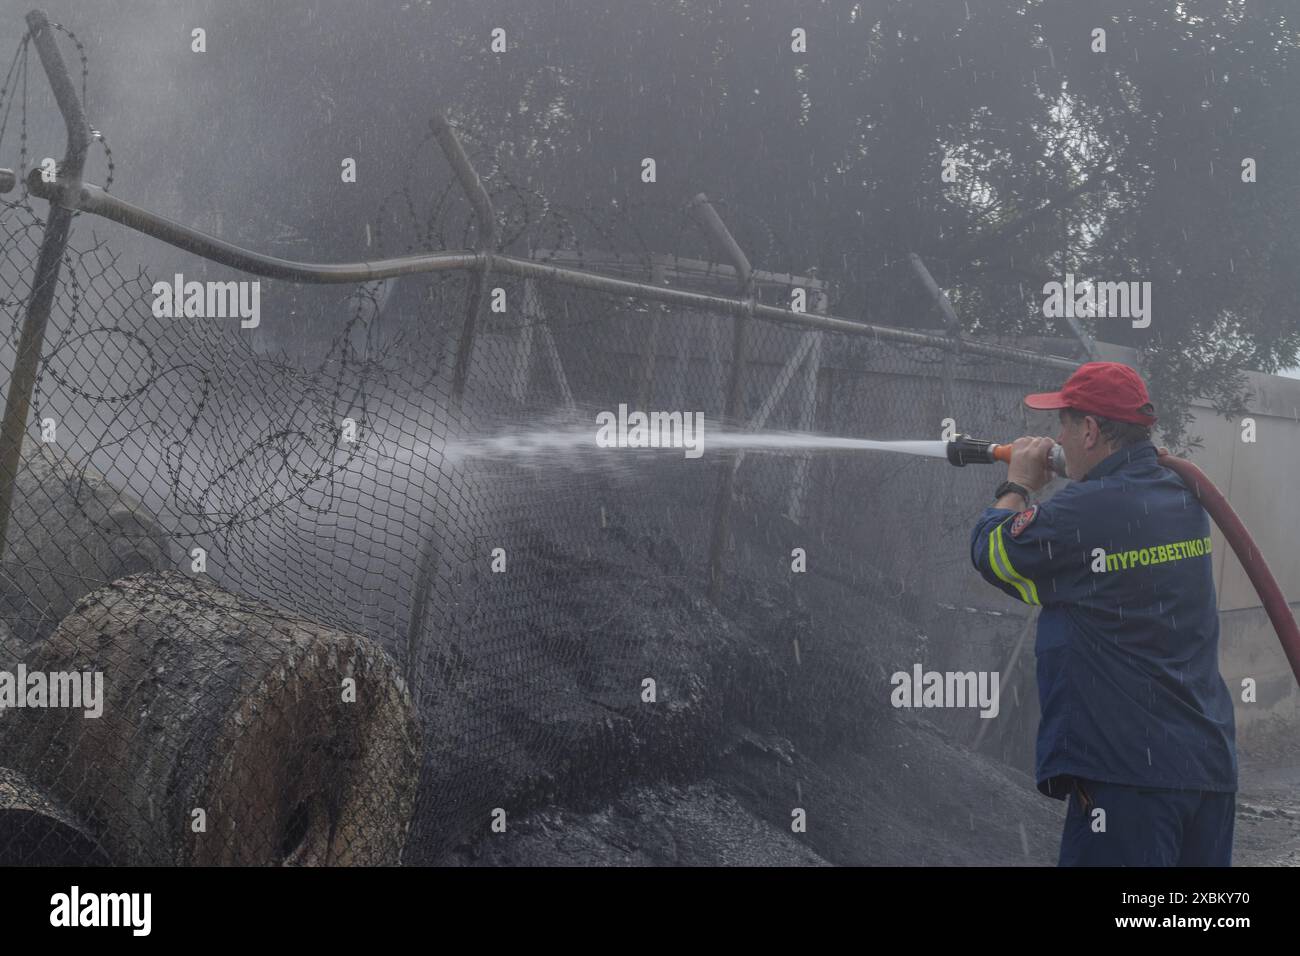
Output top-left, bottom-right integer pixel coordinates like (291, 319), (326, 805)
(0, 14), (1080, 865)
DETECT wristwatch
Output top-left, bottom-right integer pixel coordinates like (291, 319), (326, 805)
(993, 480), (1032, 506)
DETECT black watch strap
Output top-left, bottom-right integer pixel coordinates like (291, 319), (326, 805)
(994, 480), (1032, 505)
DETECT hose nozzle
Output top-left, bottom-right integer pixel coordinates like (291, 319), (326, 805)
(946, 435), (999, 467)
(947, 434), (1068, 477)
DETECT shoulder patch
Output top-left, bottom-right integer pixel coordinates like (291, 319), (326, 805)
(1010, 505), (1038, 538)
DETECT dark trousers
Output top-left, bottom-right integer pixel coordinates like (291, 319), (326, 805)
(1058, 777), (1235, 867)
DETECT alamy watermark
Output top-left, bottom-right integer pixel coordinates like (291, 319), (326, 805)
(152, 273), (261, 328)
(50, 886), (150, 936)
(595, 403), (705, 459)
(890, 664), (1000, 718)
(1042, 273), (1151, 328)
(0, 666), (103, 719)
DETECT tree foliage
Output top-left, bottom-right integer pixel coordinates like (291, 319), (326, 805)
(428, 0), (1300, 447)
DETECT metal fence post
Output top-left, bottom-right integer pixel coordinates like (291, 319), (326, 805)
(694, 194), (754, 603)
(0, 10), (91, 557)
(431, 114), (498, 407)
(403, 115), (499, 689)
(786, 284), (827, 524)
(909, 253), (963, 429)
(636, 257), (667, 410)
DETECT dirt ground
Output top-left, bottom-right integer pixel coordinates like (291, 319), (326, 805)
(1234, 749), (1300, 867)
(439, 712), (1300, 866)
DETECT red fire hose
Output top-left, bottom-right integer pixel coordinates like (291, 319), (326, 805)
(1155, 451), (1300, 686)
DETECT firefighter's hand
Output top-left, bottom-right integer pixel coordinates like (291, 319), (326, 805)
(1007, 436), (1054, 492)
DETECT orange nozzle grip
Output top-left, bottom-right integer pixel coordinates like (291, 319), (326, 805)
(992, 444), (1013, 464)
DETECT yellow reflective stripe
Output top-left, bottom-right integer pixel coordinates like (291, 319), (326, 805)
(988, 522), (1031, 604)
(995, 522), (1041, 606)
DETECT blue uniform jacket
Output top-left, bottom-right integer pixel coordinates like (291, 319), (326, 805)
(970, 440), (1237, 799)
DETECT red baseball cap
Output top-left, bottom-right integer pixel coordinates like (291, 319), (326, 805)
(1023, 361), (1157, 426)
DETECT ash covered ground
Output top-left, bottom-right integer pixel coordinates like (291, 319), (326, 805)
(401, 457), (1300, 867)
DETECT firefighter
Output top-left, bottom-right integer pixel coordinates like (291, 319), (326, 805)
(970, 361), (1237, 866)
